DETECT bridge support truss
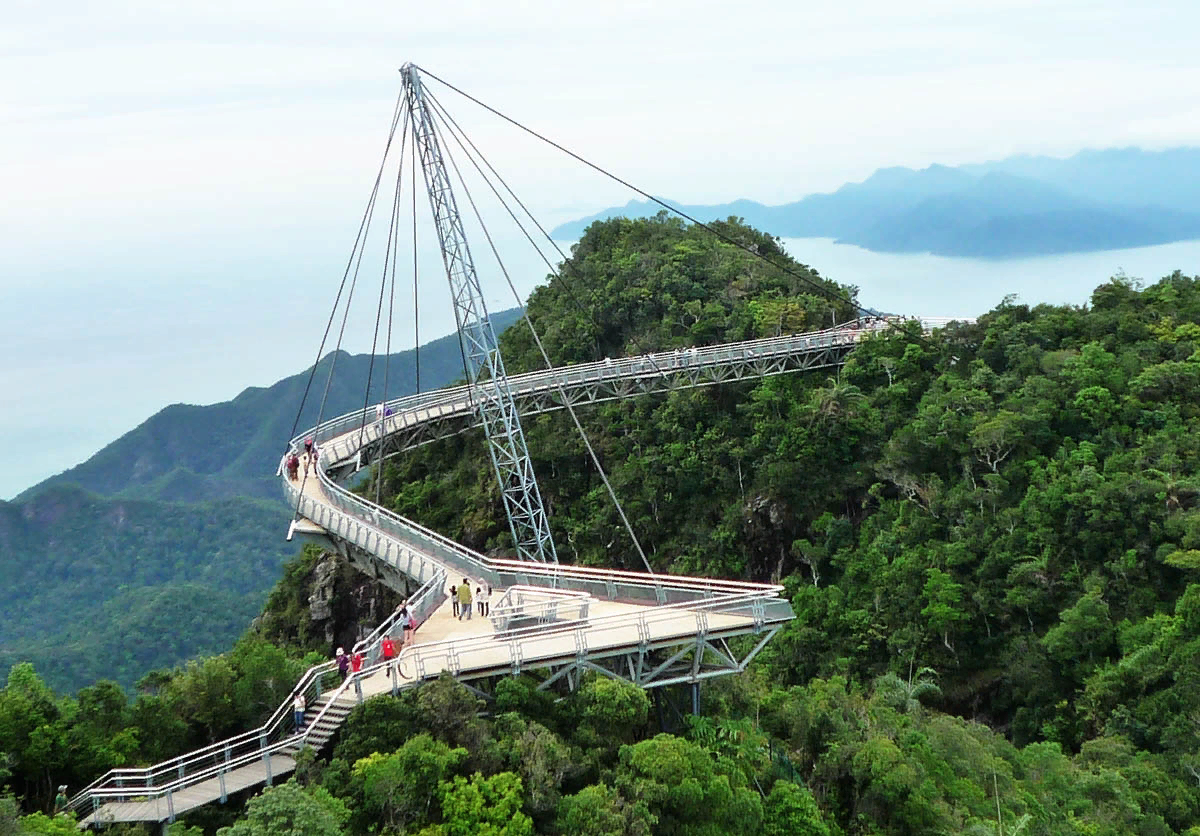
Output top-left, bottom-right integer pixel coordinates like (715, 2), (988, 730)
(402, 63), (558, 565)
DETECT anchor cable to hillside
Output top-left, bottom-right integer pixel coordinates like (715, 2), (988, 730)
(414, 64), (937, 347)
(425, 94), (658, 577)
(424, 90), (664, 575)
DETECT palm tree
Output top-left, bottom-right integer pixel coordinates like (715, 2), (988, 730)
(808, 376), (866, 426)
(872, 666), (942, 715)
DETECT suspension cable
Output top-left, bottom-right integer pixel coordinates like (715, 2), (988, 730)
(295, 106), (407, 512)
(373, 115), (409, 507)
(415, 65), (933, 346)
(288, 93), (407, 520)
(412, 129), (421, 395)
(427, 102), (658, 576)
(424, 90), (670, 380)
(285, 91), (405, 455)
(361, 111), (410, 449)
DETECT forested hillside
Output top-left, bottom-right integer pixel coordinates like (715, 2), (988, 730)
(20, 312), (519, 504)
(2, 314), (518, 694)
(6, 215), (1200, 834)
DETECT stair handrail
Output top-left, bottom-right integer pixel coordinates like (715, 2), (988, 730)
(353, 568), (447, 665)
(68, 616), (407, 816)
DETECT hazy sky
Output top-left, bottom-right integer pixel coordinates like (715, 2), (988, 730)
(5, 0), (1200, 497)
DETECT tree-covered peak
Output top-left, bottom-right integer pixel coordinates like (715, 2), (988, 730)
(501, 213), (858, 370)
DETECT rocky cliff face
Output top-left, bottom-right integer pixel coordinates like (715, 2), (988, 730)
(255, 546), (406, 656)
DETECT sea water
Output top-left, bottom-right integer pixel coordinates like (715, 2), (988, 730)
(5, 237), (1200, 500)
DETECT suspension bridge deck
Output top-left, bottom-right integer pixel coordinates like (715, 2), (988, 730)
(71, 320), (976, 827)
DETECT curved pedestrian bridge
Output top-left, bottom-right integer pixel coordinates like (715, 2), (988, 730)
(71, 317), (967, 828)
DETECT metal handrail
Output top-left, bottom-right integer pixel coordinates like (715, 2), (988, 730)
(352, 569), (446, 655)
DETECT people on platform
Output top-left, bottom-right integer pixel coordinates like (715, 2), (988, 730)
(450, 585), (460, 618)
(477, 584), (491, 617)
(399, 605), (413, 644)
(351, 650), (363, 675)
(336, 647), (349, 681)
(287, 454), (300, 481)
(293, 693), (306, 731)
(381, 634), (397, 673)
(457, 578), (473, 620)
(54, 785), (68, 817)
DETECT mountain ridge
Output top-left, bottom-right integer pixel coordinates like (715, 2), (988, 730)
(3, 309), (521, 692)
(551, 146), (1200, 257)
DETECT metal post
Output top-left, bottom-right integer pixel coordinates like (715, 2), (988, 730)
(401, 62), (558, 565)
(691, 681), (700, 716)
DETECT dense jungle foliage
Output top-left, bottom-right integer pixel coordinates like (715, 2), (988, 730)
(6, 215), (1200, 834)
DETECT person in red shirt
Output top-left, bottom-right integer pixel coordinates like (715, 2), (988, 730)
(351, 651), (363, 674)
(381, 635), (397, 674)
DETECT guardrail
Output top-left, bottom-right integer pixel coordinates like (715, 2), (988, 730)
(394, 586), (793, 683)
(67, 576), (446, 820)
(489, 585), (592, 632)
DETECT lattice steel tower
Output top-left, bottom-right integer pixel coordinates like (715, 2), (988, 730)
(401, 64), (558, 564)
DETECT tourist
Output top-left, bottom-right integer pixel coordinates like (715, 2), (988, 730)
(399, 605), (413, 644)
(351, 650), (363, 675)
(450, 584), (460, 618)
(293, 693), (306, 731)
(457, 578), (473, 621)
(381, 634), (397, 674)
(53, 785), (68, 817)
(336, 647), (349, 681)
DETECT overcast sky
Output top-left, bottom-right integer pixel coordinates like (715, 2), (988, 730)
(5, 0), (1200, 496)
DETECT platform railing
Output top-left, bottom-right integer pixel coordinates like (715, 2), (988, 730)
(394, 587), (793, 683)
(67, 590), (419, 820)
(354, 569), (448, 667)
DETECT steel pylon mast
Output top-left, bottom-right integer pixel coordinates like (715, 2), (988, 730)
(401, 64), (558, 564)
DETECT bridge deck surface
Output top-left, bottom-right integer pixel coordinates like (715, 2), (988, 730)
(81, 754), (297, 826)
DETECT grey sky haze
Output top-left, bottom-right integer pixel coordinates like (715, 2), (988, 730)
(5, 0), (1200, 497)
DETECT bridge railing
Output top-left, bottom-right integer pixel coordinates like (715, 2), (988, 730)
(355, 568), (448, 667)
(292, 321), (876, 461)
(68, 583), (429, 820)
(397, 586), (793, 684)
(293, 317), (976, 482)
(287, 458), (786, 609)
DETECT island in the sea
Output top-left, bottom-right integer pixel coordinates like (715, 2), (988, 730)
(552, 147), (1200, 258)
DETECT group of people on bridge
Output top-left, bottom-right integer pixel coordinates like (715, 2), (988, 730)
(283, 437), (319, 482)
(452, 578), (492, 620)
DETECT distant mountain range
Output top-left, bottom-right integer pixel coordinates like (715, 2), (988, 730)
(2, 310), (521, 693)
(551, 148), (1200, 257)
